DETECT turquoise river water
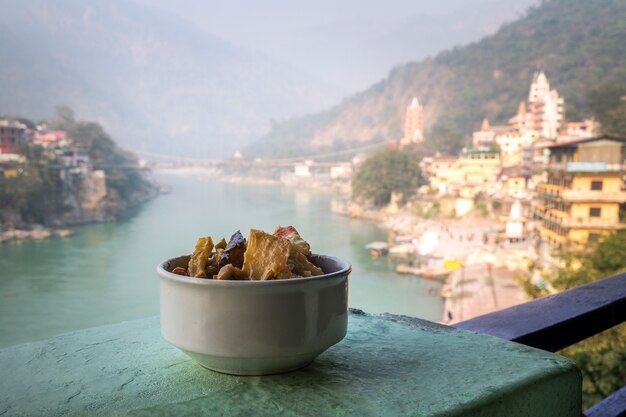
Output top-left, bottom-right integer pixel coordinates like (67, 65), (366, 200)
(0, 172), (443, 348)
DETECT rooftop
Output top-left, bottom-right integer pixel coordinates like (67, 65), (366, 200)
(546, 135), (626, 149)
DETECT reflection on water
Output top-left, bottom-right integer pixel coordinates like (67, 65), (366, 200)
(0, 172), (443, 348)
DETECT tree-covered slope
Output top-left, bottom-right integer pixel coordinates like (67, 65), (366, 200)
(245, 0), (626, 159)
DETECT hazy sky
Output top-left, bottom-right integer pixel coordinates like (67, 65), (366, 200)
(136, 0), (538, 94)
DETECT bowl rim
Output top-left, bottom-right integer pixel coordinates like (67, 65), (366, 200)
(157, 253), (351, 287)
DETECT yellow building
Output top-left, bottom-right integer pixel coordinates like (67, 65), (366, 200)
(502, 174), (528, 199)
(472, 118), (510, 150)
(495, 130), (538, 168)
(533, 136), (626, 252)
(430, 150), (501, 196)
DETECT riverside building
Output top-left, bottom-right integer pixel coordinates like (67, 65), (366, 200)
(533, 136), (626, 262)
(0, 119), (28, 154)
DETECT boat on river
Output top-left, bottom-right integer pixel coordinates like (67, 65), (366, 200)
(395, 263), (451, 281)
(365, 241), (388, 256)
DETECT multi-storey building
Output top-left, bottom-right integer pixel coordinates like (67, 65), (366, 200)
(472, 118), (511, 150)
(557, 120), (598, 142)
(400, 97), (424, 146)
(495, 130), (538, 168)
(429, 150), (501, 196)
(528, 72), (564, 139)
(533, 136), (626, 256)
(0, 120), (28, 154)
(474, 72), (565, 151)
(508, 102), (534, 132)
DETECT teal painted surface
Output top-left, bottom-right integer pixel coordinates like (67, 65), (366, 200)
(0, 312), (581, 417)
(0, 173), (444, 348)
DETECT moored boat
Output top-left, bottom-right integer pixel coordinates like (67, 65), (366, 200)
(396, 263), (452, 282)
(365, 241), (388, 256)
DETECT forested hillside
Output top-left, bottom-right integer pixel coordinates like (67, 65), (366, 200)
(246, 0), (626, 158)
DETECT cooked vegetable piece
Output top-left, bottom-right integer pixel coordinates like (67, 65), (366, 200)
(205, 250), (223, 278)
(274, 225), (311, 256)
(188, 236), (214, 278)
(215, 238), (227, 250)
(171, 267), (188, 276)
(219, 230), (246, 269)
(216, 264), (248, 280)
(287, 247), (323, 277)
(275, 225), (322, 277)
(242, 229), (291, 280)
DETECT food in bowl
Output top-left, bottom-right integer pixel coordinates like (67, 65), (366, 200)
(157, 226), (351, 375)
(173, 226), (324, 280)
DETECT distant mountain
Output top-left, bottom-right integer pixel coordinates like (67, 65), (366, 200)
(245, 0), (626, 159)
(138, 0), (537, 93)
(0, 0), (337, 158)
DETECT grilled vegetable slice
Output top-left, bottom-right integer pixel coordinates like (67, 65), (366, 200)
(188, 236), (214, 278)
(242, 229), (291, 280)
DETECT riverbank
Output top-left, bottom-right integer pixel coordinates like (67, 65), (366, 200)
(333, 198), (532, 323)
(0, 227), (74, 244)
(0, 184), (162, 245)
(440, 246), (532, 324)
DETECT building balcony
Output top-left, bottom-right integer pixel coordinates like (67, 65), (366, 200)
(547, 162), (626, 173)
(538, 224), (567, 243)
(563, 217), (626, 230)
(533, 209), (568, 225)
(536, 183), (564, 196)
(536, 213), (626, 230)
(562, 189), (626, 203)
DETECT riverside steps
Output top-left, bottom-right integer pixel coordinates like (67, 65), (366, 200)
(0, 311), (580, 417)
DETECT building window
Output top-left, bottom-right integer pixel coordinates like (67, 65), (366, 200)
(591, 180), (603, 191)
(589, 207), (601, 217)
(588, 233), (600, 243)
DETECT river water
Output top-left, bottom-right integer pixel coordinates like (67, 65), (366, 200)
(0, 172), (443, 348)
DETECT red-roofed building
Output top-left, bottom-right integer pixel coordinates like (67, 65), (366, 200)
(0, 120), (28, 154)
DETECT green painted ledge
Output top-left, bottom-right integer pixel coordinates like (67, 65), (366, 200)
(0, 311), (581, 417)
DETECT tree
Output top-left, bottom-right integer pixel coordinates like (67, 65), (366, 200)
(49, 105), (76, 130)
(66, 121), (151, 202)
(352, 149), (423, 207)
(521, 232), (626, 409)
(0, 144), (61, 225)
(588, 85), (626, 136)
(427, 126), (467, 155)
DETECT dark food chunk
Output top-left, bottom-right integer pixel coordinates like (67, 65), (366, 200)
(171, 267), (189, 276)
(219, 230), (247, 269)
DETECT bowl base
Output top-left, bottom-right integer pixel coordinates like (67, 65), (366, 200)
(181, 349), (323, 376)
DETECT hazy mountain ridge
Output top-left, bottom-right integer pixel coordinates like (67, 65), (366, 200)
(0, 0), (337, 158)
(246, 0), (626, 159)
(138, 0), (537, 93)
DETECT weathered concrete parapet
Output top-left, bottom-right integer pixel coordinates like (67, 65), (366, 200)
(0, 311), (581, 416)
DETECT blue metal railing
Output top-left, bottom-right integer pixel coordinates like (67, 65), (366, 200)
(454, 272), (626, 417)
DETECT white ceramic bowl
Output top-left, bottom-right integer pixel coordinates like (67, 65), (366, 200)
(157, 254), (351, 375)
